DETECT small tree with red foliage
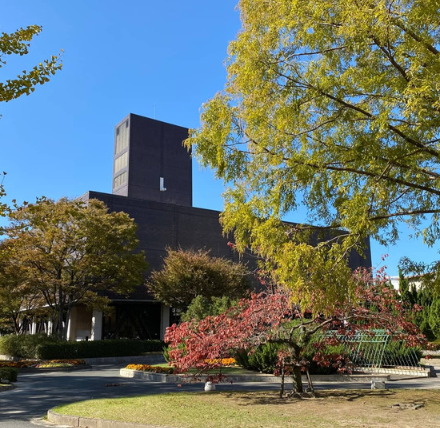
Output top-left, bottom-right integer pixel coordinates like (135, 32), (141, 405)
(165, 268), (424, 397)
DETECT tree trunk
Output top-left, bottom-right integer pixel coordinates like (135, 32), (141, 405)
(280, 357), (285, 398)
(305, 368), (315, 397)
(13, 315), (20, 335)
(287, 345), (304, 394)
(58, 288), (64, 340)
(292, 365), (303, 393)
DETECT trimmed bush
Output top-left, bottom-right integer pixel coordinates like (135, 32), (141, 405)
(0, 334), (164, 359)
(235, 342), (347, 375)
(234, 339), (423, 375)
(427, 340), (440, 351)
(381, 340), (423, 364)
(234, 343), (280, 374)
(0, 335), (164, 359)
(0, 367), (18, 382)
(0, 334), (61, 359)
(303, 343), (348, 375)
(37, 339), (165, 359)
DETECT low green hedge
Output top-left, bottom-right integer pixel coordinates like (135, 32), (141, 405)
(37, 339), (165, 359)
(234, 339), (423, 375)
(0, 334), (60, 359)
(0, 334), (164, 359)
(0, 367), (18, 382)
(234, 343), (280, 374)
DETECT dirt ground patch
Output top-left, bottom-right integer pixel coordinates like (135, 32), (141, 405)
(54, 389), (440, 428)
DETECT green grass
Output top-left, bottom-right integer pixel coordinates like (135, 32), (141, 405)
(53, 390), (440, 428)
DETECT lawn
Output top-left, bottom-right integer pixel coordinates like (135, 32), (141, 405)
(54, 389), (440, 428)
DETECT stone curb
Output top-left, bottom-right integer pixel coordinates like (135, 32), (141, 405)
(120, 368), (393, 383)
(423, 350), (440, 356)
(47, 409), (176, 428)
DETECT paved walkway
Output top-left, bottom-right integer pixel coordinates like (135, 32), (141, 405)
(0, 362), (439, 428)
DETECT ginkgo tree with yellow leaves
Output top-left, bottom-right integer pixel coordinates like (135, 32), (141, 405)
(0, 24), (62, 103)
(0, 172), (6, 219)
(187, 0), (440, 312)
(0, 24), (62, 221)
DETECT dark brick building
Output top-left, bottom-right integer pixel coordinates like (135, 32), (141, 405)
(68, 113), (371, 342)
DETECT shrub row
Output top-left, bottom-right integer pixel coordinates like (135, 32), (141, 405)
(0, 334), (164, 359)
(37, 339), (165, 359)
(234, 343), (280, 374)
(233, 340), (423, 375)
(0, 367), (18, 382)
(0, 334), (59, 359)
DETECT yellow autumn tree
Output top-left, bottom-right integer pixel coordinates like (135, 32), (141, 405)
(0, 24), (62, 103)
(187, 0), (440, 311)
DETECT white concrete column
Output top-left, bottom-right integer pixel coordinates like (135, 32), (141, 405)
(47, 320), (53, 336)
(66, 307), (77, 341)
(91, 309), (103, 341)
(160, 304), (170, 340)
(31, 319), (37, 335)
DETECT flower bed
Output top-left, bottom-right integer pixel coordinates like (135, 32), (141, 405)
(0, 359), (86, 369)
(125, 359), (237, 375)
(204, 358), (236, 366)
(125, 364), (175, 374)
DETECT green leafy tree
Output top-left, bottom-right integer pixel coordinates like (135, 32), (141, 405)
(398, 269), (435, 339)
(187, 0), (440, 311)
(398, 269), (417, 306)
(147, 248), (251, 311)
(0, 240), (43, 334)
(429, 298), (440, 339)
(0, 172), (6, 221)
(1, 25), (62, 103)
(3, 198), (148, 339)
(1, 24), (62, 224)
(181, 295), (238, 322)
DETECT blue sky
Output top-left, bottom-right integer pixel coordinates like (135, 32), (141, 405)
(1, 0), (438, 276)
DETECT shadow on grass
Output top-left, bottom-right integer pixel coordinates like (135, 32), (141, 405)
(220, 389), (398, 406)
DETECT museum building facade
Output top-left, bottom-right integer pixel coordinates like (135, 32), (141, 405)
(63, 113), (372, 341)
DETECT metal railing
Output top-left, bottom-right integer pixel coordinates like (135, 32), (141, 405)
(329, 330), (425, 375)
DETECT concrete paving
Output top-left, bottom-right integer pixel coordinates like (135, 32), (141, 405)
(0, 362), (439, 428)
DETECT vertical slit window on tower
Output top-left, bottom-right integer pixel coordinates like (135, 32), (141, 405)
(115, 121), (129, 153)
(113, 171), (127, 188)
(114, 151), (128, 173)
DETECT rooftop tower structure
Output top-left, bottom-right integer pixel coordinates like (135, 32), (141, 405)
(112, 113), (192, 206)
